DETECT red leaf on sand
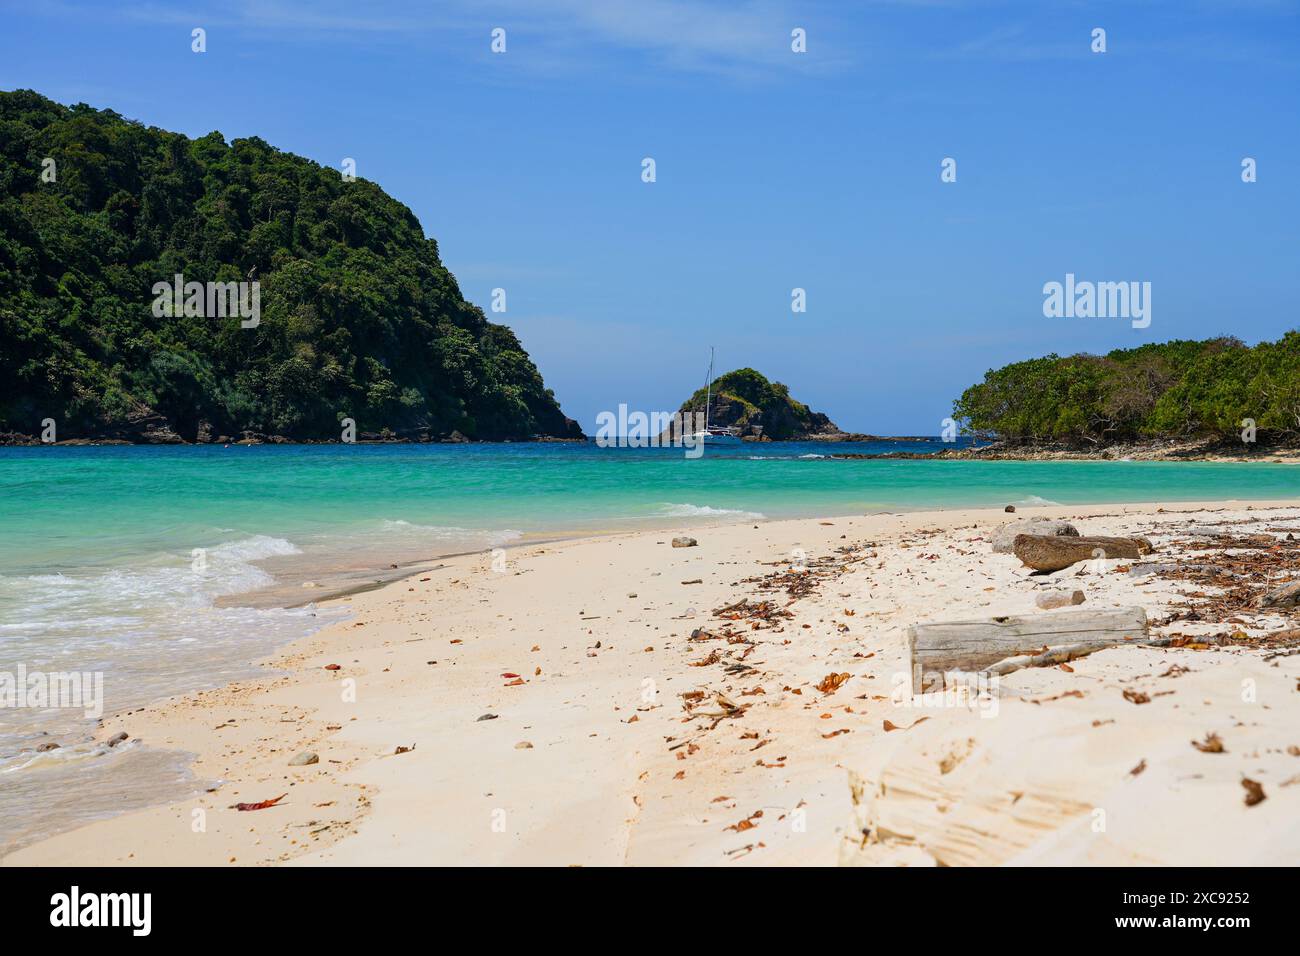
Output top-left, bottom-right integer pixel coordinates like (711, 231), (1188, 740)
(323, 664), (341, 671)
(233, 793), (287, 812)
(501, 672), (520, 678)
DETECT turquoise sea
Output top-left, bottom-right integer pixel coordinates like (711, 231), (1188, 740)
(1, 439), (1297, 852)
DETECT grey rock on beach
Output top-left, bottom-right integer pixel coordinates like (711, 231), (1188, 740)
(991, 517), (1079, 554)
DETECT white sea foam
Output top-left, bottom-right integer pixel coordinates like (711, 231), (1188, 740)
(377, 520), (522, 548)
(0, 534), (346, 771)
(1011, 495), (1062, 507)
(656, 503), (766, 520)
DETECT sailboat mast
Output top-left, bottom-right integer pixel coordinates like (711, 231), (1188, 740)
(704, 347), (714, 432)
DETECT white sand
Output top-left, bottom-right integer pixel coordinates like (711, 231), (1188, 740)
(6, 500), (1300, 866)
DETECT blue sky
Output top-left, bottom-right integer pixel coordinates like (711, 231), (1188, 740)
(2, 0), (1297, 434)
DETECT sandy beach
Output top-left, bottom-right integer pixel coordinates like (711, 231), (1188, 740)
(7, 499), (1300, 867)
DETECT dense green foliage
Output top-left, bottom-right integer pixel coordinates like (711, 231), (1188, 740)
(680, 367), (836, 439)
(953, 335), (1300, 445)
(0, 90), (581, 441)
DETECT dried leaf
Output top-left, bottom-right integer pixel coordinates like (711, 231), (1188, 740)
(233, 793), (287, 812)
(1191, 733), (1225, 753)
(816, 672), (851, 695)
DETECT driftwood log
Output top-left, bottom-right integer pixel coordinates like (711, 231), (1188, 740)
(1012, 533), (1154, 573)
(906, 606), (1148, 692)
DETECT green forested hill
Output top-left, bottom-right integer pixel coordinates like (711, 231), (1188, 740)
(678, 368), (839, 439)
(953, 335), (1300, 445)
(0, 90), (582, 442)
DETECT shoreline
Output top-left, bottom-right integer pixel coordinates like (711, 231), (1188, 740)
(6, 497), (1300, 866)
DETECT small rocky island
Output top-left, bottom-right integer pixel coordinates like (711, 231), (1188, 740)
(664, 368), (873, 442)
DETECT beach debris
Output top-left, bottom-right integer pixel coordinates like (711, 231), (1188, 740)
(672, 536), (698, 548)
(106, 731), (129, 747)
(1242, 777), (1267, 806)
(393, 744), (416, 755)
(1191, 733), (1225, 753)
(324, 664), (341, 671)
(515, 741), (533, 750)
(713, 598), (794, 624)
(1004, 505), (1016, 513)
(681, 578), (703, 585)
(990, 518), (1078, 554)
(233, 793), (287, 812)
(816, 672), (851, 694)
(36, 741), (60, 752)
(476, 713), (498, 721)
(1122, 689), (1151, 705)
(1012, 534), (1154, 572)
(726, 809), (763, 832)
(1129, 759), (1147, 776)
(682, 690), (746, 721)
(1035, 589), (1086, 610)
(1257, 581), (1300, 609)
(289, 751), (319, 766)
(906, 607), (1148, 691)
(883, 717), (929, 732)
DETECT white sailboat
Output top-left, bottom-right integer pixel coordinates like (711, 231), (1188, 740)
(691, 347), (743, 443)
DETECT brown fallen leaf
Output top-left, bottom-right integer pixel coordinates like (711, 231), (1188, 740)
(394, 744), (416, 755)
(323, 664), (341, 671)
(233, 793), (287, 812)
(725, 809), (763, 832)
(1242, 777), (1267, 807)
(821, 729), (851, 739)
(1129, 759), (1147, 776)
(1192, 733), (1225, 753)
(1122, 689), (1151, 705)
(816, 672), (851, 695)
(883, 717), (930, 732)
(1059, 663), (1074, 673)
(504, 678), (526, 686)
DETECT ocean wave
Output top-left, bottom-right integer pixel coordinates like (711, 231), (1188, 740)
(1011, 495), (1062, 507)
(656, 503), (766, 520)
(0, 535), (300, 625)
(376, 520), (522, 547)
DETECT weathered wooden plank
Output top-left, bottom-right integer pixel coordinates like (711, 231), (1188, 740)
(906, 606), (1148, 692)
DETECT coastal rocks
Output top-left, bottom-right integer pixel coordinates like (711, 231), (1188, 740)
(289, 751), (319, 766)
(1257, 581), (1300, 609)
(1005, 505), (1016, 513)
(672, 536), (698, 548)
(991, 517), (1079, 554)
(1013, 534), (1154, 573)
(105, 731), (129, 747)
(1035, 589), (1086, 610)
